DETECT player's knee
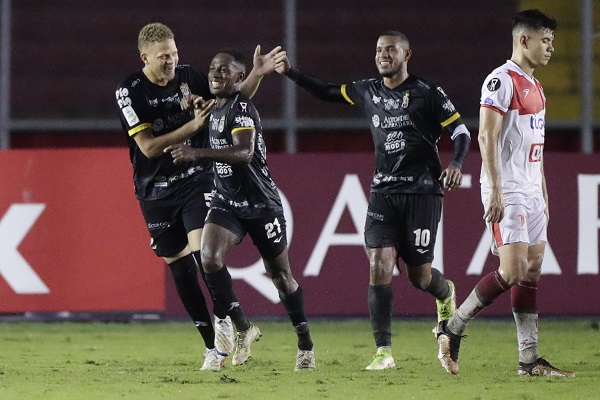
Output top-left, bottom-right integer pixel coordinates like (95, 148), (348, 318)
(500, 257), (529, 285)
(369, 258), (393, 275)
(200, 250), (223, 273)
(408, 276), (429, 291)
(270, 267), (295, 291)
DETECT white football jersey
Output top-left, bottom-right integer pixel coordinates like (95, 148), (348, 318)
(479, 60), (546, 200)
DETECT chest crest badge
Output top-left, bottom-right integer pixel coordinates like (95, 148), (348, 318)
(402, 92), (410, 108)
(179, 83), (191, 97)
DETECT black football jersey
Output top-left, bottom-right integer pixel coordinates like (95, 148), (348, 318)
(343, 75), (460, 195)
(116, 65), (214, 200)
(208, 92), (282, 218)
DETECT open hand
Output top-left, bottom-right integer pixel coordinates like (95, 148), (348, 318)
(253, 45), (287, 77)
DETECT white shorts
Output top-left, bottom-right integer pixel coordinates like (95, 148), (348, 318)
(485, 195), (548, 256)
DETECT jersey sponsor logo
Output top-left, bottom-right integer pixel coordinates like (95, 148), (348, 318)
(384, 131), (405, 153)
(530, 115), (545, 131)
(367, 210), (384, 221)
(372, 95), (381, 104)
(383, 98), (401, 111)
(372, 114), (380, 128)
(211, 137), (229, 149)
(234, 115), (255, 128)
(152, 118), (164, 132)
(122, 105), (139, 127)
(147, 221), (169, 230)
(215, 162), (233, 177)
(529, 143), (544, 162)
(381, 115), (412, 129)
(487, 78), (501, 91)
(116, 87), (132, 109)
(442, 100), (456, 113)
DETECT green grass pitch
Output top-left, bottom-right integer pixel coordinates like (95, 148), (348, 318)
(0, 319), (598, 399)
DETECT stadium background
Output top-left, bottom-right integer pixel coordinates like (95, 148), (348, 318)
(0, 0), (599, 320)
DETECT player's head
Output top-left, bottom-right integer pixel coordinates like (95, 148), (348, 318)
(375, 31), (411, 78)
(138, 23), (178, 86)
(208, 50), (247, 98)
(511, 9), (556, 68)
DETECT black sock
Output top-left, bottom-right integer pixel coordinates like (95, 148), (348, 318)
(280, 287), (313, 351)
(426, 268), (450, 300)
(368, 284), (393, 348)
(168, 254), (214, 348)
(192, 251), (227, 319)
(204, 267), (250, 331)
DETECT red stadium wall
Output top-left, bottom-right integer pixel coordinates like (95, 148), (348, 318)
(1, 149), (599, 317)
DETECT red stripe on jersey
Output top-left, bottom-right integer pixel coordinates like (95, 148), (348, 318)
(492, 222), (503, 249)
(507, 71), (545, 115)
(481, 104), (506, 116)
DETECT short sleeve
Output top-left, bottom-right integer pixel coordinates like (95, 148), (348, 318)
(230, 98), (257, 134)
(116, 81), (151, 136)
(480, 72), (513, 115)
(429, 85), (460, 128)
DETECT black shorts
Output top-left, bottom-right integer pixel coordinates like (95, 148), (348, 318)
(206, 198), (287, 259)
(139, 181), (214, 257)
(364, 192), (442, 265)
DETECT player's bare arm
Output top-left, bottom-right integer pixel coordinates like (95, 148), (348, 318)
(241, 45), (286, 98)
(541, 158), (549, 223)
(478, 106), (505, 223)
(134, 98), (214, 158)
(167, 127), (256, 165)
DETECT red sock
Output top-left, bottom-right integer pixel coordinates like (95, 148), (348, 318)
(511, 281), (538, 313)
(475, 270), (510, 306)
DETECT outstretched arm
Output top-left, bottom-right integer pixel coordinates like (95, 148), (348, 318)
(276, 56), (348, 103)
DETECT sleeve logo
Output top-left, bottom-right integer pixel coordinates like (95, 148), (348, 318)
(122, 105), (140, 127)
(234, 115), (255, 128)
(237, 102), (249, 113)
(487, 78), (501, 91)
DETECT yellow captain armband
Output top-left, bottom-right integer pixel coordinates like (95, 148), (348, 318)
(231, 126), (255, 134)
(440, 113), (460, 128)
(341, 85), (355, 105)
(128, 123), (152, 137)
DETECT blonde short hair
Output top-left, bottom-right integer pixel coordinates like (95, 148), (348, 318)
(138, 23), (174, 53)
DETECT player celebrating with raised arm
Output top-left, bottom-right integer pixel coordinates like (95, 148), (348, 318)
(116, 23), (285, 372)
(435, 9), (575, 377)
(165, 50), (316, 371)
(277, 31), (471, 370)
